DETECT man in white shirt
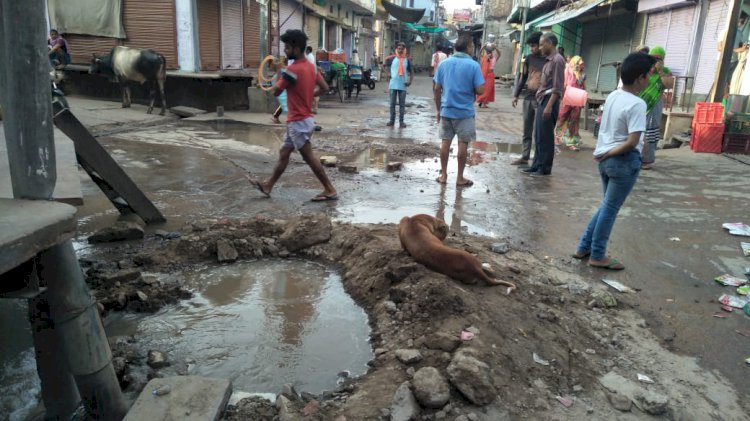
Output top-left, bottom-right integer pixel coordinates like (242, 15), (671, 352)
(431, 46), (447, 77)
(572, 52), (656, 271)
(305, 46), (319, 113)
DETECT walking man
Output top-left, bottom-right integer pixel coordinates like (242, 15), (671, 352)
(522, 32), (566, 176)
(384, 41), (413, 128)
(573, 52), (655, 270)
(511, 31), (544, 166)
(252, 30), (338, 202)
(434, 34), (485, 187)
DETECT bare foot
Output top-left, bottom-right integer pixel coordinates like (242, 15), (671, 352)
(251, 179), (272, 197)
(271, 117), (281, 124)
(436, 175), (447, 184)
(456, 179), (474, 187)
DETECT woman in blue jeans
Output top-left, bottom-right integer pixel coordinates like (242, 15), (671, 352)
(573, 52), (656, 270)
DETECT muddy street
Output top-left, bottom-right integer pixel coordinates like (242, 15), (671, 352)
(2, 74), (750, 419)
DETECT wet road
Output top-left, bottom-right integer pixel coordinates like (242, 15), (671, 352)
(72, 74), (750, 392)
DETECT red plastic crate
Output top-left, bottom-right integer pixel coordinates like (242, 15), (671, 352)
(691, 123), (725, 153)
(328, 52), (347, 63)
(693, 102), (725, 126)
(722, 133), (750, 154)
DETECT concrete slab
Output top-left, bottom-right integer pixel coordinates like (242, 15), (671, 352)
(0, 198), (77, 274)
(0, 123), (82, 205)
(123, 376), (232, 421)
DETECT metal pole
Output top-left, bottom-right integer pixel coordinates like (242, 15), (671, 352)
(0, 0), (56, 199)
(514, 2), (528, 85)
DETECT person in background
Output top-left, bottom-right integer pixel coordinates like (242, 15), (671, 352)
(431, 46), (447, 78)
(304, 46), (320, 113)
(347, 49), (363, 99)
(384, 42), (413, 128)
(48, 29), (70, 68)
(252, 30), (336, 202)
(522, 32), (566, 177)
(573, 52), (656, 270)
(638, 46), (673, 170)
(434, 34), (485, 188)
(555, 55), (586, 150)
(270, 57), (288, 124)
(476, 43), (498, 108)
(511, 32), (545, 166)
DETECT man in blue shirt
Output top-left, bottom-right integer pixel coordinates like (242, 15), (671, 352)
(384, 42), (413, 128)
(433, 34), (485, 187)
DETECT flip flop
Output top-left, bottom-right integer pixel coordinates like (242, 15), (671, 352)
(311, 194), (339, 202)
(572, 250), (590, 259)
(456, 180), (474, 188)
(250, 180), (271, 198)
(588, 258), (625, 270)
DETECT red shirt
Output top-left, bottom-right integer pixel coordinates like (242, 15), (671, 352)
(276, 57), (322, 122)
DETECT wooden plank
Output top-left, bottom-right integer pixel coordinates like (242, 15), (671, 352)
(52, 104), (166, 223)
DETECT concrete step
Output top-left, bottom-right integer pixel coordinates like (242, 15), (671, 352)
(123, 376), (232, 421)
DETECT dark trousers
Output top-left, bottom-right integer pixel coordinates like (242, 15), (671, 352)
(531, 95), (559, 174)
(521, 96), (538, 160)
(389, 89), (406, 123)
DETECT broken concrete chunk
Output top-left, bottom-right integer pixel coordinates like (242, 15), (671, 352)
(88, 221), (144, 243)
(169, 106), (207, 118)
(320, 156), (338, 167)
(216, 238), (239, 263)
(338, 163), (359, 173)
(390, 382), (420, 421)
(607, 392), (632, 412)
(447, 349), (497, 405)
(412, 367), (450, 409)
(99, 268), (142, 284)
(147, 350), (170, 369)
(278, 213), (332, 252)
(386, 161), (403, 171)
(491, 242), (510, 254)
(395, 349), (423, 365)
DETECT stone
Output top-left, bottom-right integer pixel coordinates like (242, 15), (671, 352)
(320, 156), (338, 167)
(88, 221), (144, 243)
(338, 164), (359, 173)
(278, 213), (332, 252)
(123, 376), (230, 421)
(412, 367), (450, 409)
(155, 230), (181, 239)
(280, 383), (299, 401)
(216, 238), (238, 263)
(135, 290), (148, 301)
(386, 161), (403, 171)
(112, 356), (127, 377)
(99, 268), (142, 284)
(447, 349), (497, 406)
(169, 106), (207, 118)
(467, 414), (479, 421)
(406, 367), (415, 378)
(147, 350), (170, 369)
(395, 349), (423, 364)
(424, 332), (461, 352)
(384, 301), (398, 313)
(385, 262), (419, 283)
(490, 242), (510, 254)
(608, 392), (632, 412)
(455, 416), (469, 421)
(276, 395), (293, 421)
(390, 382), (420, 421)
(636, 390), (669, 415)
(590, 291), (618, 308)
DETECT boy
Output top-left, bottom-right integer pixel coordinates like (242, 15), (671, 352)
(573, 52), (656, 270)
(253, 30), (337, 202)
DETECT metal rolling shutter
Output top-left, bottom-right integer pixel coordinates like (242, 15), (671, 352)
(664, 5), (697, 94)
(122, 0), (178, 69)
(644, 11), (670, 52)
(244, 0), (262, 68)
(305, 13), (321, 50)
(598, 14), (634, 93)
(279, 0), (303, 54)
(694, 0), (730, 94)
(221, 0), (243, 69)
(326, 21), (338, 51)
(580, 20), (604, 92)
(65, 34), (118, 65)
(198, 0), (221, 70)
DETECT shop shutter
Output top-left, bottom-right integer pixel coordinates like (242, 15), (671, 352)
(342, 29), (353, 58)
(364, 36), (375, 68)
(694, 0), (730, 94)
(122, 0), (178, 69)
(244, 0), (262, 68)
(644, 10), (670, 52)
(633, 13), (647, 48)
(279, 0), (303, 55)
(580, 20), (605, 92)
(664, 5), (698, 96)
(221, 0), (243, 69)
(198, 0), (221, 70)
(598, 13), (635, 93)
(305, 12), (321, 50)
(326, 21), (338, 51)
(65, 34), (118, 65)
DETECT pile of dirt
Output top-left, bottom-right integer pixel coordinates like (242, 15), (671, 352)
(80, 214), (748, 420)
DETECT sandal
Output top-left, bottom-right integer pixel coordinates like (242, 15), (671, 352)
(588, 258), (625, 270)
(572, 250), (590, 259)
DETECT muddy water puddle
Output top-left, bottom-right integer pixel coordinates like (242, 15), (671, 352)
(105, 259), (372, 394)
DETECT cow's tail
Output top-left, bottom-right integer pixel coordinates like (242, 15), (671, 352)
(158, 54), (167, 81)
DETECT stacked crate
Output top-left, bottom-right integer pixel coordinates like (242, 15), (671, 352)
(690, 103), (724, 153)
(724, 106), (750, 154)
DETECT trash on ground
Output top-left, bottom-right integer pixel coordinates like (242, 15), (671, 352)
(721, 305), (734, 312)
(736, 329), (750, 337)
(601, 279), (636, 293)
(714, 274), (748, 287)
(712, 313), (729, 318)
(722, 222), (750, 237)
(459, 330), (474, 341)
(152, 385), (171, 396)
(555, 395), (574, 407)
(718, 294), (750, 309)
(745, 302), (750, 317)
(737, 285), (750, 295)
(745, 357), (750, 366)
(669, 237), (680, 242)
(742, 242), (750, 257)
(532, 352), (550, 366)
(637, 373), (655, 384)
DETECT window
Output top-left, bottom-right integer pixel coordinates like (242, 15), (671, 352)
(410, 0), (414, 7)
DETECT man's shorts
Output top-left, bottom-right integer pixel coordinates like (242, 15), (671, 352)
(439, 117), (476, 143)
(283, 117), (315, 150)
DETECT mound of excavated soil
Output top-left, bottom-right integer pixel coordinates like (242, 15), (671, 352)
(82, 214), (748, 420)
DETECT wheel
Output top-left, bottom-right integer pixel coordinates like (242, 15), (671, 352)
(367, 80), (375, 90)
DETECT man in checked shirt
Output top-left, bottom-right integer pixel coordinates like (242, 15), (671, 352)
(522, 32), (566, 177)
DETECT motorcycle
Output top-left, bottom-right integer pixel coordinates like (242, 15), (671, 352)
(362, 68), (376, 90)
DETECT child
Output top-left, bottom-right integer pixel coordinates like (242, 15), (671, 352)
(572, 52), (656, 270)
(252, 30), (337, 202)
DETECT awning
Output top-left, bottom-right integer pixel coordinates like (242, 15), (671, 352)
(405, 23), (446, 33)
(525, 0), (607, 30)
(380, 0), (425, 23)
